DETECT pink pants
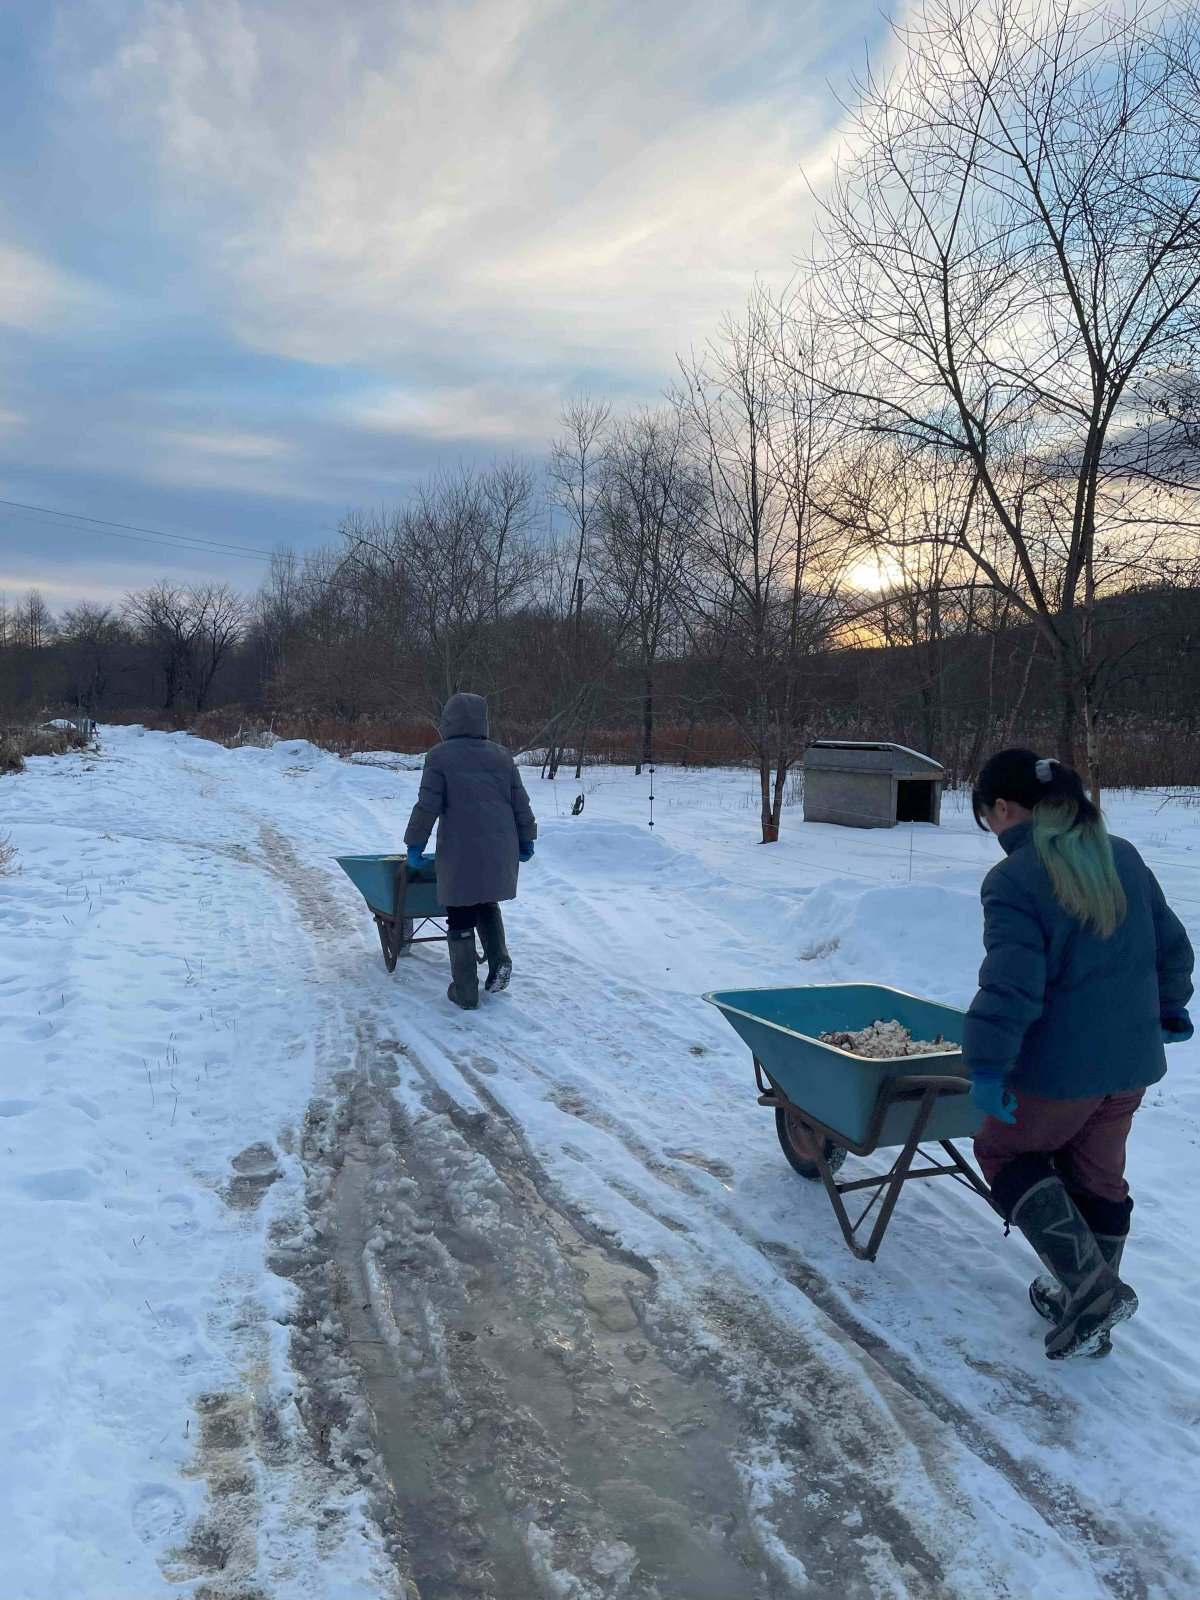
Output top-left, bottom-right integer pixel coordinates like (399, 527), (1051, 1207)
(974, 1087), (1145, 1202)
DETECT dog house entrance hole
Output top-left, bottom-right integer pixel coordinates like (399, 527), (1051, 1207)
(896, 780), (935, 823)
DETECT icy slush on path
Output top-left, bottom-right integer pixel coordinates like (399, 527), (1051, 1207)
(2, 727), (1199, 1598)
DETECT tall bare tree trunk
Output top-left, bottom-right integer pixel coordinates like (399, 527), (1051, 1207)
(1083, 690), (1102, 808)
(768, 756), (789, 840)
(573, 717), (593, 782)
(758, 754), (777, 843)
(638, 664), (654, 775)
(1056, 659), (1079, 770)
(680, 706), (699, 768)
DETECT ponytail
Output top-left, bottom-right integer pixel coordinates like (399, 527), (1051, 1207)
(972, 748), (1127, 939)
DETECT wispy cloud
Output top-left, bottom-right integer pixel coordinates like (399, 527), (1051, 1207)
(155, 428), (295, 462)
(346, 379), (566, 447)
(68, 0), (872, 378)
(0, 239), (102, 333)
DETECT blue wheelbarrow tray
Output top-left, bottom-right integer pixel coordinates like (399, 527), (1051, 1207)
(336, 853), (443, 921)
(336, 854), (456, 972)
(704, 982), (993, 1260)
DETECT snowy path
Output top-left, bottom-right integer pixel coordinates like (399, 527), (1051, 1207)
(3, 730), (1198, 1599)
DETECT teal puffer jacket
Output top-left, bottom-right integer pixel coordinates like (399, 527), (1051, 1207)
(962, 822), (1193, 1098)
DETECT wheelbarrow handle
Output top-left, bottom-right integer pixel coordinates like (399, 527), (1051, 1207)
(888, 1072), (972, 1098)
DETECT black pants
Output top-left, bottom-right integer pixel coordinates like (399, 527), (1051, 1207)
(446, 902), (497, 933)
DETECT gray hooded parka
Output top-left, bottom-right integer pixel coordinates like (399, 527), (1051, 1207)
(404, 693), (537, 907)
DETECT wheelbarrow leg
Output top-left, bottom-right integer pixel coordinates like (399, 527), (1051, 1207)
(859, 1086), (940, 1261)
(811, 1085), (941, 1262)
(812, 1137), (871, 1260)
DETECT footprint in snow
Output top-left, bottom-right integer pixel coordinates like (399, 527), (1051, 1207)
(15, 1168), (98, 1202)
(223, 1143), (282, 1210)
(131, 1484), (188, 1546)
(159, 1193), (198, 1234)
(664, 1148), (736, 1189)
(65, 1094), (103, 1120)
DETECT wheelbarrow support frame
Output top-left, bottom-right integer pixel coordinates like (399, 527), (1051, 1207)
(754, 1058), (995, 1262)
(378, 864), (484, 973)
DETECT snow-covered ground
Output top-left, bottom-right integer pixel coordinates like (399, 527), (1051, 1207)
(2, 728), (1197, 1599)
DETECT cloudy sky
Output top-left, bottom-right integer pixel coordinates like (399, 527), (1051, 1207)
(0, 0), (888, 604)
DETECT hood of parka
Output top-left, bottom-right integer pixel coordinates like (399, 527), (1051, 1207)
(440, 692), (489, 740)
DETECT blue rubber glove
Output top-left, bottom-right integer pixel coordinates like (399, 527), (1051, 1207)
(518, 841), (535, 864)
(406, 845), (432, 871)
(1162, 1007), (1194, 1045)
(972, 1072), (1018, 1125)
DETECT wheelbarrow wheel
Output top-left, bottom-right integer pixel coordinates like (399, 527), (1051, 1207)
(775, 1107), (847, 1181)
(376, 916), (413, 974)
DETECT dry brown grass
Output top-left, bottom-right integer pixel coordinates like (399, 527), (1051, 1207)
(0, 724), (93, 776)
(0, 833), (17, 874)
(102, 706), (1200, 787)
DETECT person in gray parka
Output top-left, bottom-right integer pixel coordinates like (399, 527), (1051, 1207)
(964, 748), (1193, 1362)
(404, 692), (537, 1010)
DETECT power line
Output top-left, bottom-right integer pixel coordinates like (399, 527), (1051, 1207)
(0, 496), (282, 563)
(0, 510), (272, 565)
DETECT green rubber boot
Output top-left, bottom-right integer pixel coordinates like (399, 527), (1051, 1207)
(476, 904), (512, 993)
(1011, 1177), (1137, 1361)
(446, 930), (479, 1010)
(1030, 1191), (1132, 1358)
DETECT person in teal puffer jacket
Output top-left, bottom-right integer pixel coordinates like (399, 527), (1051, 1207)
(963, 748), (1193, 1361)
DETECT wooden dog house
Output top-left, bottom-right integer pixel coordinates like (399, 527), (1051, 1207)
(802, 742), (945, 829)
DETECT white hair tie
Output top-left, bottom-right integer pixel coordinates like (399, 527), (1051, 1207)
(1035, 757), (1057, 783)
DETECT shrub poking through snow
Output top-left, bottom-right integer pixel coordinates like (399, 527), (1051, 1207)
(818, 1020), (958, 1058)
(0, 833), (17, 875)
(0, 726), (91, 774)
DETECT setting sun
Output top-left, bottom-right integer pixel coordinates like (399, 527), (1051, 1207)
(847, 554), (906, 592)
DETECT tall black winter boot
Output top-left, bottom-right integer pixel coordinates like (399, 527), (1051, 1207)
(1030, 1193), (1132, 1357)
(476, 904), (512, 994)
(446, 930), (479, 1010)
(1006, 1175), (1137, 1360)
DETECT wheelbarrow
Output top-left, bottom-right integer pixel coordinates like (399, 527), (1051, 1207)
(336, 854), (481, 974)
(704, 982), (994, 1260)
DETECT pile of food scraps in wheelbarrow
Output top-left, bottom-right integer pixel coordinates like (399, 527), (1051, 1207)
(817, 1019), (958, 1058)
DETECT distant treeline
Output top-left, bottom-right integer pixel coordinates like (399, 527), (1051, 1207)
(3, 574), (1199, 794)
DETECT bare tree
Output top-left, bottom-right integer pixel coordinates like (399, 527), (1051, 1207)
(59, 603), (131, 712)
(340, 463), (540, 716)
(681, 292), (853, 840)
(15, 590), (53, 651)
(590, 408), (700, 774)
(545, 394), (612, 776)
(813, 0), (1200, 795)
(124, 581), (246, 711)
(188, 584), (248, 711)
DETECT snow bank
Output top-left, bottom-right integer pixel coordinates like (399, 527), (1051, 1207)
(793, 877), (985, 1004)
(0, 729), (396, 1598)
